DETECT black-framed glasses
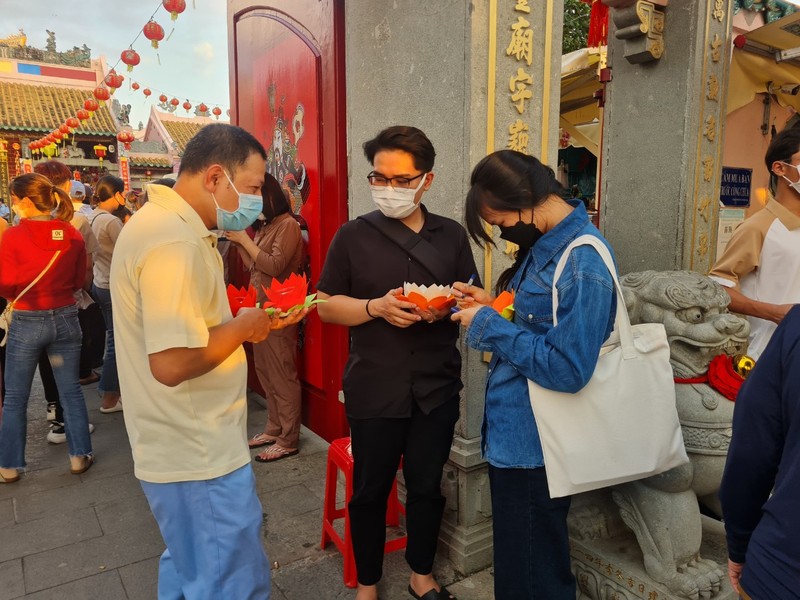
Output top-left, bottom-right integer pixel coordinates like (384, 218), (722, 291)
(367, 171), (426, 189)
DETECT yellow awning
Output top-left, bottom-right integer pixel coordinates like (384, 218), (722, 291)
(560, 48), (604, 156)
(728, 48), (800, 114)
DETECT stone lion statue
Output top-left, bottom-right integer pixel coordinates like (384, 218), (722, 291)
(569, 271), (750, 600)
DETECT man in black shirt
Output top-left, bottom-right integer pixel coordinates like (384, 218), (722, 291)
(317, 126), (478, 600)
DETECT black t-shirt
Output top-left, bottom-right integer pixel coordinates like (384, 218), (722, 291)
(317, 206), (480, 419)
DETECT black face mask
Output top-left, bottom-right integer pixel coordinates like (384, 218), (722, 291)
(498, 212), (544, 250)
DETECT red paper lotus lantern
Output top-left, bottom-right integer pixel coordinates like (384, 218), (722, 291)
(170, 97), (180, 108)
(116, 129), (135, 151)
(162, 0), (186, 21)
(84, 98), (99, 112)
(132, 82), (140, 91)
(197, 102), (208, 114)
(226, 284), (257, 317)
(212, 106), (222, 119)
(159, 93), (168, 103)
(76, 109), (90, 122)
(120, 48), (141, 72)
(104, 70), (124, 94)
(182, 100), (192, 113)
(143, 20), (165, 49)
(262, 273), (310, 313)
(143, 88), (152, 97)
(93, 86), (111, 106)
(66, 117), (80, 130)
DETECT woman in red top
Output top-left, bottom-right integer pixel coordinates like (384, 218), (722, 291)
(0, 173), (93, 483)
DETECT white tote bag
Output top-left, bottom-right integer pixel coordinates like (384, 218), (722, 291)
(527, 235), (688, 498)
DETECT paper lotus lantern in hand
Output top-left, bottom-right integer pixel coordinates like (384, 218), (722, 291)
(492, 290), (515, 321)
(396, 282), (457, 312)
(226, 284), (257, 317)
(262, 273), (323, 316)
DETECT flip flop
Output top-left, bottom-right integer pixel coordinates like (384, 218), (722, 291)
(70, 455), (94, 475)
(408, 585), (457, 600)
(254, 445), (299, 463)
(0, 471), (20, 484)
(248, 433), (278, 449)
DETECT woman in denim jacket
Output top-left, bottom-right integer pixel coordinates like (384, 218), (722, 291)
(452, 150), (617, 599)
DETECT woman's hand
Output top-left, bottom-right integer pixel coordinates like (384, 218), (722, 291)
(452, 281), (493, 308)
(414, 304), (450, 324)
(450, 304), (482, 328)
(372, 288), (421, 328)
(223, 230), (250, 245)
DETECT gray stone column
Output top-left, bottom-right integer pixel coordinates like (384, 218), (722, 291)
(599, 0), (734, 274)
(344, 0), (563, 573)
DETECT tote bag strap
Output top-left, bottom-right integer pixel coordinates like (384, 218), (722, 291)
(550, 235), (636, 359)
(8, 250), (62, 309)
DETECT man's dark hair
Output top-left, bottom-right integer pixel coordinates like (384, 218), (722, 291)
(363, 126), (436, 172)
(765, 127), (800, 172)
(178, 124), (266, 176)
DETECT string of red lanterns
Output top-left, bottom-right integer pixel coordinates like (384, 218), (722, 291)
(27, 0), (225, 159)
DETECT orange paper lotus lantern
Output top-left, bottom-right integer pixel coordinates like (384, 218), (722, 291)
(162, 0), (186, 21)
(93, 86), (111, 106)
(226, 284), (257, 317)
(120, 48), (141, 72)
(396, 283), (457, 312)
(84, 98), (99, 113)
(143, 20), (165, 49)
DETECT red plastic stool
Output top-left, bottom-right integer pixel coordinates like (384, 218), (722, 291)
(320, 437), (406, 588)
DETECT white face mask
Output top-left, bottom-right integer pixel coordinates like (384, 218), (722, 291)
(782, 162), (800, 195)
(369, 173), (427, 219)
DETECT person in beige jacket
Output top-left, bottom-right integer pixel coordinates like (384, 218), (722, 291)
(226, 172), (306, 462)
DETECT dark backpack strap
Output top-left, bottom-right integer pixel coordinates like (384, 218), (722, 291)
(357, 210), (451, 284)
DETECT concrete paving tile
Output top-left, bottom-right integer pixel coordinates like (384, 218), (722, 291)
(93, 494), (159, 538)
(252, 452), (328, 502)
(261, 483), (324, 519)
(118, 556), (159, 600)
(0, 505), (102, 563)
(0, 467), (75, 505)
(0, 559), (24, 600)
(21, 524), (164, 593)
(444, 567), (495, 600)
(264, 507), (330, 567)
(21, 570), (127, 600)
(271, 554), (354, 600)
(0, 499), (13, 526)
(13, 471), (143, 523)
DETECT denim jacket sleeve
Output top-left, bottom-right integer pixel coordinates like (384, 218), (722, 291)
(465, 266), (615, 393)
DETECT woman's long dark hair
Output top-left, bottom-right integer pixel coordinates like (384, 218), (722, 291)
(9, 173), (73, 222)
(465, 150), (565, 294)
(94, 175), (125, 202)
(252, 172), (291, 231)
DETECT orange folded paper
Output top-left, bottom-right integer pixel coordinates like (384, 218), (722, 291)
(396, 282), (457, 312)
(492, 290), (515, 321)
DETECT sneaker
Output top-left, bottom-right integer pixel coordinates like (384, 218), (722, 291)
(47, 422), (95, 444)
(46, 403), (57, 421)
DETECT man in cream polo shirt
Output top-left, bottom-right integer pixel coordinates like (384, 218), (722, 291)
(710, 127), (800, 360)
(111, 124), (305, 599)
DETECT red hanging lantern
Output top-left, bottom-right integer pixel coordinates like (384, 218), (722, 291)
(143, 20), (165, 49)
(76, 109), (90, 122)
(182, 100), (192, 113)
(93, 86), (111, 106)
(84, 98), (99, 113)
(197, 102), (208, 114)
(59, 123), (71, 135)
(116, 129), (135, 151)
(162, 0), (186, 21)
(132, 82), (140, 91)
(52, 131), (64, 142)
(45, 134), (56, 144)
(170, 97), (180, 108)
(212, 106), (222, 119)
(143, 88), (152, 97)
(159, 93), (168, 103)
(66, 117), (80, 130)
(104, 70), (124, 94)
(94, 144), (107, 166)
(120, 48), (141, 73)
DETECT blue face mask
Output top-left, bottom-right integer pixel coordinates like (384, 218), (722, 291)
(211, 171), (262, 231)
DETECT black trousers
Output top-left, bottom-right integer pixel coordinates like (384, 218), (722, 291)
(348, 397), (459, 586)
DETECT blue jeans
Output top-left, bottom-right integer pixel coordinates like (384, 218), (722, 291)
(92, 285), (119, 394)
(140, 464), (271, 600)
(0, 305), (92, 467)
(489, 465), (575, 600)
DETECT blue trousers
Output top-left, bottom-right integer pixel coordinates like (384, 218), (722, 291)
(489, 465), (575, 600)
(140, 464), (271, 600)
(91, 285), (119, 394)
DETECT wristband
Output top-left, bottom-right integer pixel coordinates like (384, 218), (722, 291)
(365, 299), (375, 319)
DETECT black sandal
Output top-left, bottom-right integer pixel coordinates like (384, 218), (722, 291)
(407, 585), (456, 600)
